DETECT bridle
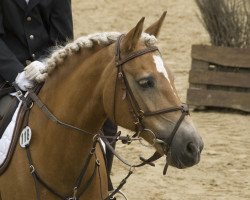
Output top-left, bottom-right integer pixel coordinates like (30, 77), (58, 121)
(114, 34), (189, 155)
(13, 34), (190, 200)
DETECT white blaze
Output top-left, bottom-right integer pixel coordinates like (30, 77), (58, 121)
(153, 55), (177, 96)
(153, 55), (169, 81)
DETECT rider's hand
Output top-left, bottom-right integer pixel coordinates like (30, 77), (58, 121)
(15, 61), (46, 91)
(24, 61), (46, 80)
(15, 71), (34, 91)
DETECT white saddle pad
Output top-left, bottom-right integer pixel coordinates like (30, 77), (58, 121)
(0, 95), (22, 165)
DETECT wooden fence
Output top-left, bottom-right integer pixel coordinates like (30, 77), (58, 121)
(187, 45), (250, 112)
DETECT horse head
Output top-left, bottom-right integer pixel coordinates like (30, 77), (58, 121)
(103, 12), (203, 169)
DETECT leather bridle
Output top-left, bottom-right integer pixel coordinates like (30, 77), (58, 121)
(114, 34), (189, 154)
(14, 34), (190, 200)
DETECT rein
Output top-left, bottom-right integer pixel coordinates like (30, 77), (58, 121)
(27, 84), (161, 169)
(25, 88), (162, 200)
(14, 85), (159, 200)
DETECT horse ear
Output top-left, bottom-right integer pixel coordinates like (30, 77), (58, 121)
(122, 17), (145, 52)
(144, 11), (167, 38)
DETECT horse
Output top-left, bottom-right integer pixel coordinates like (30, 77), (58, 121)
(0, 12), (203, 200)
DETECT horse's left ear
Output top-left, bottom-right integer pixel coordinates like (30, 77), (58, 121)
(122, 17), (145, 53)
(145, 11), (167, 38)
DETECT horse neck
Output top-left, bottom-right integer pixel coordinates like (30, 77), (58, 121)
(27, 45), (114, 191)
(39, 45), (113, 134)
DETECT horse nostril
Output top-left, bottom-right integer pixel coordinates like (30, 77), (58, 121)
(186, 142), (197, 156)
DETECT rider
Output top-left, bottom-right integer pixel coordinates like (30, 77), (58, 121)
(0, 0), (73, 89)
(0, 0), (117, 187)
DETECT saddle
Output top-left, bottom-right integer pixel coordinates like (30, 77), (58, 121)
(0, 83), (18, 138)
(0, 83), (40, 175)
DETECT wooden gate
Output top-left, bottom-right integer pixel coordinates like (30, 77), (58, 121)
(187, 45), (250, 112)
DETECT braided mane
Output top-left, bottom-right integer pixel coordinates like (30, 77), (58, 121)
(35, 32), (157, 82)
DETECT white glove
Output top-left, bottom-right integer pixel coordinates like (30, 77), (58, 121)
(24, 61), (46, 80)
(15, 71), (34, 91)
(15, 61), (46, 91)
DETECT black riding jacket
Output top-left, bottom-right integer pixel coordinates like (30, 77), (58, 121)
(0, 0), (73, 83)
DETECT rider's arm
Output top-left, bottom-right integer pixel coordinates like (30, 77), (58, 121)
(49, 0), (74, 44)
(0, 4), (23, 83)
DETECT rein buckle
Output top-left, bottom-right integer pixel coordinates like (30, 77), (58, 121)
(121, 135), (132, 145)
(68, 197), (77, 200)
(67, 187), (78, 200)
(138, 109), (144, 118)
(181, 104), (189, 114)
(118, 72), (123, 79)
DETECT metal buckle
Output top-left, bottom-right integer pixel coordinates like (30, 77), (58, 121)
(96, 159), (100, 166)
(181, 104), (189, 114)
(92, 134), (100, 142)
(90, 147), (96, 155)
(67, 187), (78, 200)
(138, 128), (157, 147)
(28, 102), (34, 109)
(138, 110), (144, 118)
(67, 197), (77, 200)
(29, 165), (35, 174)
(109, 189), (128, 200)
(121, 135), (132, 145)
(15, 90), (24, 102)
(118, 72), (124, 80)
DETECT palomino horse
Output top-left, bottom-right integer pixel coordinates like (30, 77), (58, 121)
(0, 13), (203, 200)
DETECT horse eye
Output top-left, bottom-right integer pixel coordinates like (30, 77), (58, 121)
(138, 78), (154, 88)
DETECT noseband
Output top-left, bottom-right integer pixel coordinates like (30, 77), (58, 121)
(114, 34), (189, 152)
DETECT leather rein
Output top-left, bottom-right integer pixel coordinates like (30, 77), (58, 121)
(14, 34), (189, 200)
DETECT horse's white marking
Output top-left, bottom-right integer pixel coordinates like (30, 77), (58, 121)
(153, 55), (177, 96)
(153, 55), (169, 80)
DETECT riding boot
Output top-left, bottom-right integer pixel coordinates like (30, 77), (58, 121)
(102, 119), (117, 191)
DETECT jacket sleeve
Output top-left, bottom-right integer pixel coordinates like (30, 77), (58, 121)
(50, 0), (74, 45)
(0, 4), (23, 83)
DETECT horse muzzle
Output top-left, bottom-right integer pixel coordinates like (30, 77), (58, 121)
(165, 133), (203, 169)
(154, 124), (204, 169)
